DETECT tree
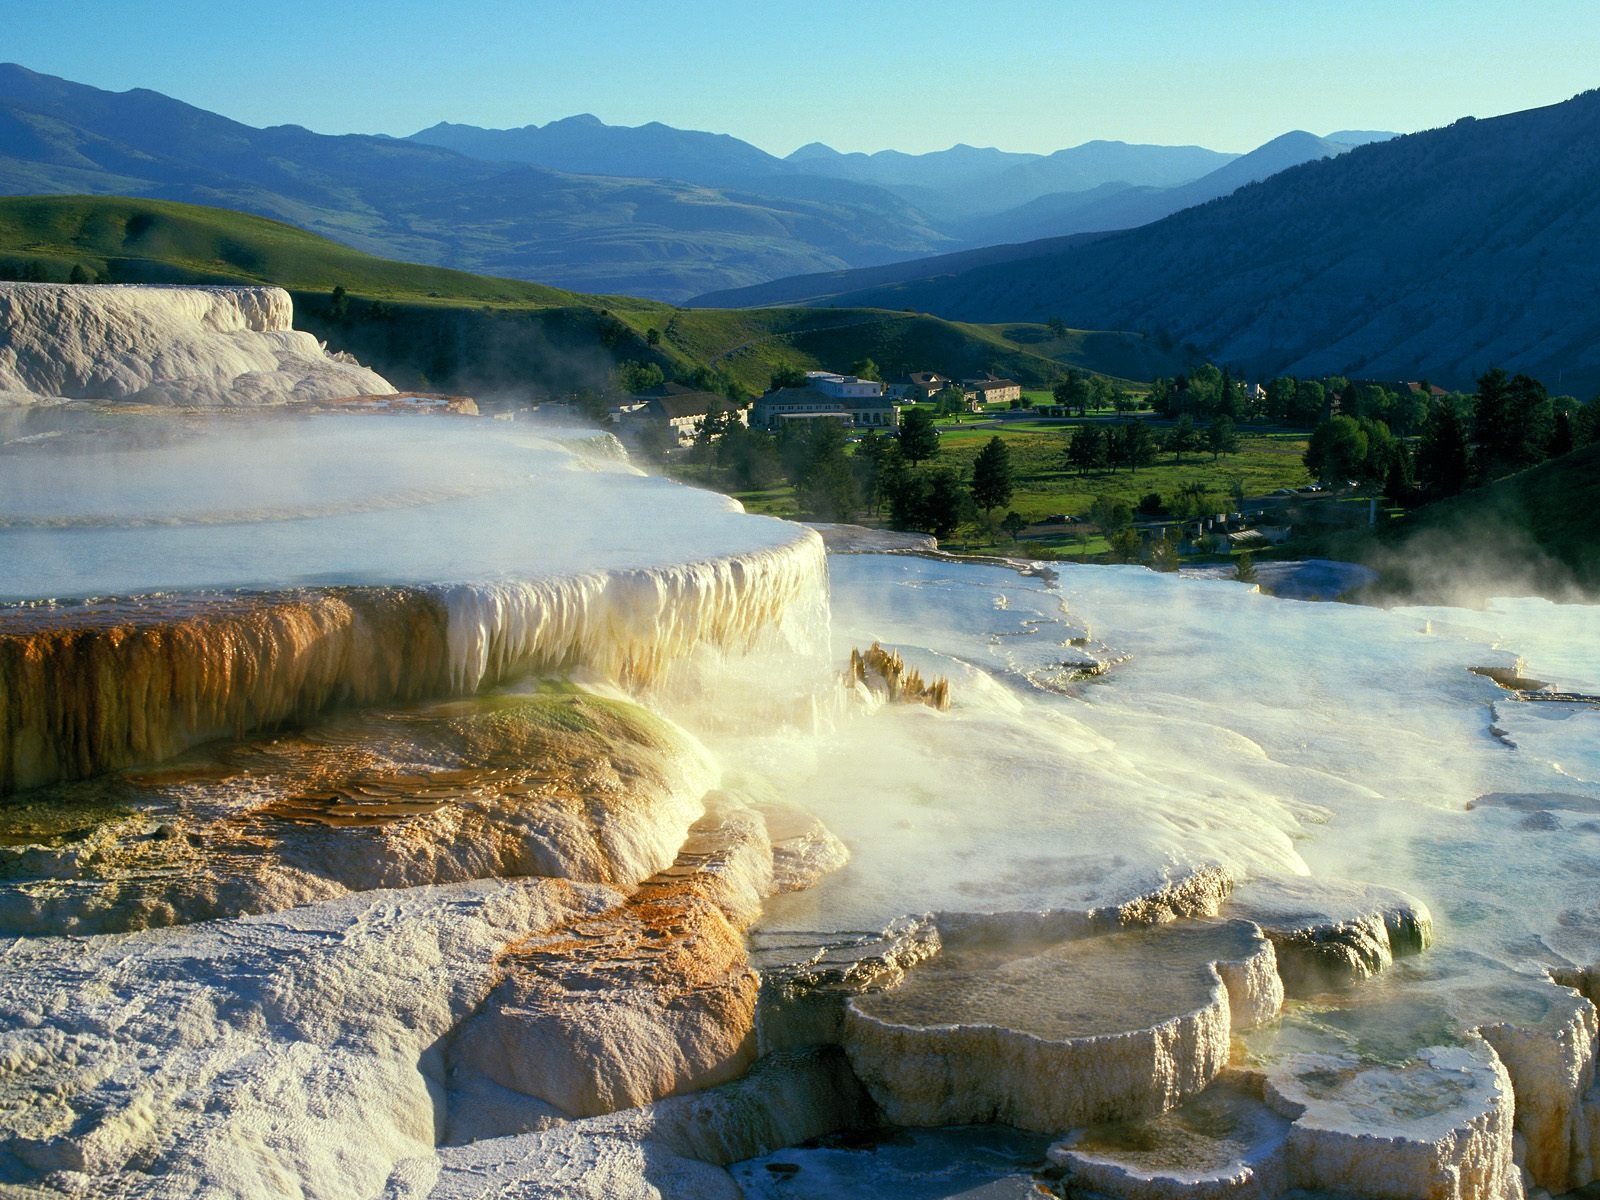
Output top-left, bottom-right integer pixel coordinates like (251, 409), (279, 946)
(1304, 415), (1368, 483)
(571, 387), (610, 424)
(782, 419), (859, 521)
(1264, 376), (1297, 423)
(1215, 366), (1239, 420)
(1115, 421), (1156, 474)
(1065, 424), (1108, 475)
(1415, 403), (1472, 499)
(924, 470), (967, 539)
(1576, 398), (1600, 448)
(1472, 368), (1516, 476)
(1290, 379), (1324, 426)
(1088, 375), (1115, 413)
(690, 401), (737, 459)
(328, 284), (350, 322)
(716, 424), (784, 489)
(848, 358), (882, 382)
(1000, 511), (1028, 543)
(1206, 415), (1240, 460)
(1383, 442), (1416, 508)
(645, 327), (662, 346)
(898, 407), (940, 465)
(934, 383), (968, 420)
(769, 364), (808, 391)
(1088, 496), (1133, 534)
(1053, 371), (1091, 416)
(795, 454), (860, 521)
(632, 419), (672, 463)
(888, 468), (966, 540)
(1466, 371), (1552, 478)
(1235, 552), (1258, 584)
(616, 359), (664, 395)
(1106, 527), (1140, 563)
(1047, 316), (1067, 338)
(1549, 409), (1575, 459)
(1172, 481), (1213, 520)
(970, 437), (1015, 523)
(1165, 414), (1197, 464)
(1147, 530), (1181, 572)
(1505, 373), (1554, 469)
(851, 430), (891, 513)
(68, 263), (95, 284)
(1357, 417), (1399, 484)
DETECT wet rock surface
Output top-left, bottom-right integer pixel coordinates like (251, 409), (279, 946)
(843, 915), (1282, 1132)
(1229, 876), (1433, 995)
(0, 692), (715, 935)
(449, 796), (847, 1118)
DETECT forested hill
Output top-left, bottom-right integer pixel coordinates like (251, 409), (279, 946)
(793, 90), (1600, 394)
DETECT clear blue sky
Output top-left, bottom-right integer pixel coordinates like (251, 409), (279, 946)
(8, 1), (1598, 155)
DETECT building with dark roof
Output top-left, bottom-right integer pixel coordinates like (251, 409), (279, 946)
(622, 382), (744, 446)
(752, 385), (898, 431)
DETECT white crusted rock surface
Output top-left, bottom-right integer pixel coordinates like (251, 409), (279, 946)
(1264, 1043), (1523, 1200)
(0, 879), (608, 1198)
(843, 916), (1281, 1133)
(0, 283), (393, 405)
(1229, 876), (1434, 994)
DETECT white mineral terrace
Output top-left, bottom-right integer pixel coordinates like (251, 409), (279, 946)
(0, 416), (826, 791)
(4, 287), (1600, 1199)
(0, 282), (392, 406)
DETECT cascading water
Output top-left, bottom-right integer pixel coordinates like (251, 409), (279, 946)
(3, 286), (1600, 1200)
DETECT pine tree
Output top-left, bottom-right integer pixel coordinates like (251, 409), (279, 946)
(1118, 421), (1156, 473)
(898, 407), (940, 465)
(1416, 404), (1471, 498)
(1206, 415), (1240, 460)
(970, 437), (1015, 521)
(1472, 368), (1515, 477)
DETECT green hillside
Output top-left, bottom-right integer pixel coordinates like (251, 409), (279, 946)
(0, 195), (1182, 397)
(1347, 442), (1600, 601)
(0, 194), (580, 306)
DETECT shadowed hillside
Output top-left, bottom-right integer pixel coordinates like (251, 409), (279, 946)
(772, 91), (1600, 393)
(1346, 442), (1600, 602)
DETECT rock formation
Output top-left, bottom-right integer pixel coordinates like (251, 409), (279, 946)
(0, 283), (392, 405)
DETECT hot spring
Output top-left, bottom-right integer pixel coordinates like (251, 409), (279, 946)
(2, 285), (1599, 1200)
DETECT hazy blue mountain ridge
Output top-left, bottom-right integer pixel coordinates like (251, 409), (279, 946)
(765, 93), (1600, 392)
(0, 64), (952, 300)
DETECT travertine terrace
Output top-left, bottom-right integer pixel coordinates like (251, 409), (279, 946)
(3, 286), (1600, 1199)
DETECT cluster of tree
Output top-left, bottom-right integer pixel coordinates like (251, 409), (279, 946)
(1150, 364), (1444, 435)
(1051, 369), (1136, 415)
(1, 259), (99, 283)
(1148, 364), (1248, 421)
(1307, 367), (1599, 506)
(1303, 414), (1403, 487)
(1061, 421), (1158, 475)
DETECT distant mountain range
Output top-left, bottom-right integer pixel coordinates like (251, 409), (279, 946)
(702, 91), (1600, 393)
(411, 116), (1378, 245)
(0, 63), (1393, 301)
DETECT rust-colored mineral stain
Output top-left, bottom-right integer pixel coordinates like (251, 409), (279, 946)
(0, 588), (452, 794)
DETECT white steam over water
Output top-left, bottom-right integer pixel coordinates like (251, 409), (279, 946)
(737, 555), (1600, 982)
(0, 417), (806, 599)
